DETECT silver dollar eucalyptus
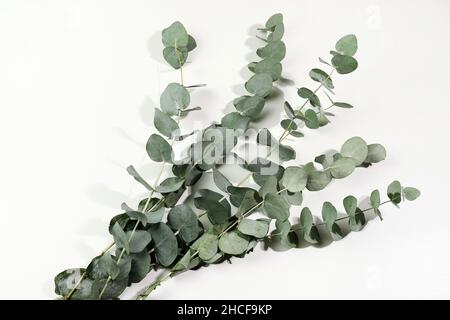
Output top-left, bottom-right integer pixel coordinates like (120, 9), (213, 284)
(54, 14), (420, 300)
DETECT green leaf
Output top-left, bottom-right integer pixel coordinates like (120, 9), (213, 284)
(387, 180), (402, 204)
(279, 143), (296, 162)
(331, 54), (358, 74)
(172, 250), (191, 272)
(334, 102), (354, 108)
(163, 46), (188, 69)
(265, 13), (283, 30)
(121, 202), (147, 226)
(267, 23), (284, 42)
(309, 68), (334, 90)
(218, 231), (249, 255)
(343, 195), (357, 216)
(340, 136), (368, 166)
(149, 223), (178, 267)
(306, 170), (332, 191)
(281, 166), (307, 192)
(236, 191), (260, 217)
(304, 109), (320, 129)
(256, 40), (286, 61)
(168, 204), (202, 243)
(128, 250), (151, 283)
(328, 157), (355, 179)
(127, 165), (154, 191)
(284, 101), (295, 119)
(335, 34), (358, 56)
(280, 119), (297, 131)
(193, 233), (218, 261)
(349, 207), (366, 231)
(403, 187), (421, 201)
(155, 177), (184, 193)
(146, 134), (173, 163)
(154, 108), (179, 138)
(299, 207), (319, 244)
(263, 192), (290, 221)
(365, 144), (387, 163)
(54, 268), (98, 300)
(221, 112), (250, 132)
(238, 218), (270, 238)
(186, 35), (197, 51)
(127, 230), (152, 253)
(322, 202), (343, 240)
(297, 87), (321, 107)
(248, 58), (282, 81)
(228, 186), (260, 208)
(111, 222), (130, 254)
(370, 190), (381, 209)
(162, 21), (189, 47)
(259, 175), (278, 198)
(212, 167), (232, 193)
(160, 83), (190, 116)
(245, 73), (273, 97)
(235, 95), (265, 118)
(270, 219), (297, 251)
(194, 190), (231, 225)
(282, 189), (303, 206)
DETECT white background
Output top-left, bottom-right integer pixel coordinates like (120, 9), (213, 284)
(0, 0), (449, 299)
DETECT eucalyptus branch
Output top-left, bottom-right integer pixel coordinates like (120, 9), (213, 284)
(54, 13), (421, 301)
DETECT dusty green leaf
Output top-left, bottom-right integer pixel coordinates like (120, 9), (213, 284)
(256, 40), (286, 61)
(403, 187), (421, 201)
(365, 144), (386, 163)
(309, 68), (334, 90)
(127, 230), (152, 253)
(238, 218), (270, 238)
(146, 134), (173, 163)
(163, 46), (188, 69)
(335, 34), (358, 56)
(245, 73), (273, 97)
(162, 21), (189, 47)
(218, 231), (249, 255)
(154, 108), (179, 138)
(248, 58), (282, 81)
(221, 112), (250, 132)
(306, 170), (332, 191)
(340, 136), (368, 165)
(167, 204), (202, 243)
(263, 192), (290, 221)
(331, 54), (358, 74)
(235, 95), (265, 118)
(328, 157), (355, 179)
(149, 223), (178, 267)
(111, 222), (130, 254)
(160, 83), (190, 116)
(155, 177), (184, 193)
(281, 166), (307, 192)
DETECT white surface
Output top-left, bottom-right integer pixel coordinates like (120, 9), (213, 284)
(0, 0), (449, 300)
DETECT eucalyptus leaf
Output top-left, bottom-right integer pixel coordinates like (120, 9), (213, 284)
(297, 87), (321, 107)
(256, 40), (286, 61)
(263, 192), (290, 221)
(193, 233), (218, 261)
(328, 157), (355, 179)
(259, 175), (278, 198)
(218, 231), (249, 255)
(309, 68), (334, 90)
(340, 136), (368, 166)
(146, 134), (173, 163)
(167, 204), (202, 243)
(335, 34), (358, 56)
(249, 58), (282, 80)
(365, 144), (386, 163)
(265, 13), (283, 30)
(212, 167), (232, 193)
(387, 180), (402, 204)
(162, 21), (189, 48)
(280, 119), (298, 131)
(279, 143), (296, 162)
(154, 108), (179, 138)
(284, 101), (295, 119)
(331, 54), (358, 74)
(127, 230), (152, 253)
(163, 46), (188, 70)
(236, 191), (260, 217)
(245, 73), (273, 97)
(238, 218), (270, 238)
(299, 207), (319, 244)
(126, 165), (154, 191)
(235, 95), (265, 118)
(160, 83), (190, 115)
(155, 177), (184, 193)
(304, 109), (320, 129)
(343, 195), (357, 216)
(306, 170), (332, 191)
(172, 250), (191, 272)
(281, 166), (307, 192)
(111, 222), (130, 254)
(403, 187), (421, 201)
(221, 112), (250, 132)
(149, 223), (178, 267)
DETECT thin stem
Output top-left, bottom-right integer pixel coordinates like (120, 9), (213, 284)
(269, 199), (393, 238)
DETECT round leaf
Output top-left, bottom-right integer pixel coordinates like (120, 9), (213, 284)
(127, 230), (152, 253)
(238, 219), (270, 238)
(235, 95), (265, 119)
(340, 136), (368, 166)
(146, 134), (173, 163)
(162, 21), (189, 48)
(329, 157), (355, 179)
(221, 112), (250, 132)
(335, 34), (358, 56)
(331, 54), (358, 74)
(163, 46), (188, 70)
(263, 192), (290, 221)
(167, 204), (202, 243)
(245, 73), (273, 97)
(149, 223), (178, 267)
(218, 231), (249, 255)
(248, 58), (282, 80)
(154, 108), (179, 138)
(281, 166), (307, 192)
(160, 83), (190, 115)
(403, 187), (421, 201)
(256, 40), (286, 61)
(309, 68), (334, 90)
(306, 170), (332, 191)
(365, 144), (386, 163)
